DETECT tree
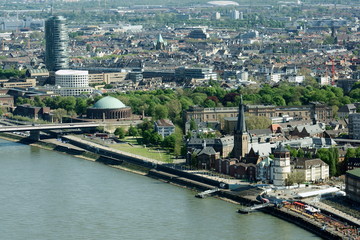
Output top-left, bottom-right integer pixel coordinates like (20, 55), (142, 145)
(114, 127), (126, 139)
(127, 125), (139, 137)
(53, 108), (67, 123)
(75, 98), (88, 115)
(245, 115), (272, 130)
(150, 132), (163, 146)
(154, 104), (168, 120)
(189, 118), (197, 131)
(285, 172), (305, 186)
(163, 134), (176, 149)
(316, 148), (338, 176)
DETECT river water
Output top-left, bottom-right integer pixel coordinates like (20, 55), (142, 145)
(0, 139), (321, 240)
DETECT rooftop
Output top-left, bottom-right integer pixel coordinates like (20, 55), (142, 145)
(92, 96), (127, 109)
(347, 168), (360, 177)
(55, 70), (89, 76)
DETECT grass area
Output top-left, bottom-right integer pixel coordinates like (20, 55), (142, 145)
(80, 135), (174, 163)
(111, 139), (173, 163)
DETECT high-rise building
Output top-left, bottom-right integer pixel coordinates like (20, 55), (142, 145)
(231, 10), (239, 20)
(45, 15), (69, 71)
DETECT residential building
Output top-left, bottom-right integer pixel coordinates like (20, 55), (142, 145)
(257, 156), (273, 182)
(348, 113), (360, 139)
(338, 104), (357, 118)
(154, 119), (175, 138)
(45, 15), (69, 71)
(196, 147), (220, 170)
(186, 136), (233, 158)
(347, 158), (360, 171)
(345, 168), (360, 203)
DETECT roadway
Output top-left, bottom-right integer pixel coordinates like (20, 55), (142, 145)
(0, 122), (101, 132)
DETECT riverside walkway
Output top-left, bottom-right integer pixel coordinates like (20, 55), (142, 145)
(63, 135), (163, 165)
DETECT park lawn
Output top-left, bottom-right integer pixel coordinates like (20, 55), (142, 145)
(111, 137), (173, 162)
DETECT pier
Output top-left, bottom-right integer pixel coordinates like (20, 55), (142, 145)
(195, 188), (220, 198)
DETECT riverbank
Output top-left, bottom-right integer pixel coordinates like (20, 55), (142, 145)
(0, 133), (357, 239)
(0, 133), (149, 176)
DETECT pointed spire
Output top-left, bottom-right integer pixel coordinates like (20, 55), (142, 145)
(157, 33), (164, 43)
(236, 95), (246, 133)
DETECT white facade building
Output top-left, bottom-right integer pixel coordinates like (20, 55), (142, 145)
(231, 10), (239, 20)
(54, 70), (93, 96)
(267, 73), (281, 83)
(293, 158), (329, 182)
(154, 119), (175, 138)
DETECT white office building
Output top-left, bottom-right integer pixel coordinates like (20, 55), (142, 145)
(54, 70), (93, 96)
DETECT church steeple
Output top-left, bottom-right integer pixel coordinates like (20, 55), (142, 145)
(236, 95), (246, 134)
(233, 95), (249, 160)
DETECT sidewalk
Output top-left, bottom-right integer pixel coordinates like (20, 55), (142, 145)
(306, 200), (360, 225)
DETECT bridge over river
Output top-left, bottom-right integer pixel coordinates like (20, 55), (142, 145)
(0, 122), (101, 140)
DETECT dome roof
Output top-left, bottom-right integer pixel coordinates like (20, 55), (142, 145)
(92, 96), (126, 109)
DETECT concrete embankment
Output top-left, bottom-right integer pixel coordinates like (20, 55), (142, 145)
(262, 207), (343, 240)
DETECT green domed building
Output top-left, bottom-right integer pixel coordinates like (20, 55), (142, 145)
(87, 96), (131, 119)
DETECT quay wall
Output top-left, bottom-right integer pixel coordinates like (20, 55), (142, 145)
(156, 165), (226, 188)
(148, 169), (216, 191)
(262, 207), (343, 240)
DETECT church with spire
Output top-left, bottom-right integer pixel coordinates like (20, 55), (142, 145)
(233, 96), (249, 160)
(154, 33), (167, 50)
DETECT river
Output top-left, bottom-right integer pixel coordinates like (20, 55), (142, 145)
(0, 139), (321, 240)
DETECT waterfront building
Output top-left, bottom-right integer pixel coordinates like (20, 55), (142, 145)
(256, 156), (273, 182)
(13, 104), (52, 121)
(233, 96), (249, 159)
(345, 168), (360, 203)
(87, 96), (131, 120)
(154, 119), (175, 138)
(273, 145), (291, 186)
(186, 136), (233, 159)
(196, 146), (220, 170)
(45, 15), (69, 71)
(292, 158), (329, 182)
(54, 70), (93, 96)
